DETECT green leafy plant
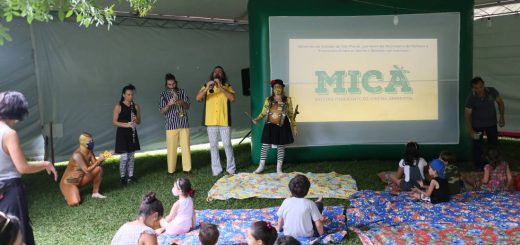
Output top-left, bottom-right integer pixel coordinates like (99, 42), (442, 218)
(0, 0), (157, 44)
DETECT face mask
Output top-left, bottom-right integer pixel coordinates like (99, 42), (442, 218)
(87, 141), (95, 151)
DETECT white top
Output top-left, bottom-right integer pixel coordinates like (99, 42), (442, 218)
(398, 157), (427, 182)
(111, 222), (155, 245)
(276, 197), (322, 237)
(171, 197), (194, 229)
(0, 124), (21, 181)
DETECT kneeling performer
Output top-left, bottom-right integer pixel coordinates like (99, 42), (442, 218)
(60, 133), (108, 206)
(252, 79), (298, 175)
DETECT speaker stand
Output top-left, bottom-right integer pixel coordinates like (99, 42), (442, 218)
(239, 130), (252, 144)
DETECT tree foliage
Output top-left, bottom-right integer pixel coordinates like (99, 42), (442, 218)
(0, 0), (157, 45)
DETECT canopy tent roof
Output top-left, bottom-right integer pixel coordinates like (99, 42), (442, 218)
(102, 0), (519, 24)
(475, 0), (520, 19)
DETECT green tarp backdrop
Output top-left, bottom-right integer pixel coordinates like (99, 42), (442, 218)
(248, 0), (474, 164)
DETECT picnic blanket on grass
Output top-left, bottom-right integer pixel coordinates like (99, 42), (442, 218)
(207, 172), (357, 201)
(158, 206), (347, 245)
(347, 190), (520, 244)
(352, 222), (519, 245)
(378, 170), (519, 192)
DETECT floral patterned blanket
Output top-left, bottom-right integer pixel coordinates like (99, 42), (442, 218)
(347, 190), (520, 244)
(158, 206), (347, 245)
(207, 172), (357, 201)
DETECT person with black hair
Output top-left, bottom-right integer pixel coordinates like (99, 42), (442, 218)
(252, 79), (298, 175)
(0, 91), (57, 245)
(481, 147), (513, 191)
(389, 142), (427, 191)
(464, 76), (505, 170)
(246, 220), (278, 245)
(0, 212), (23, 245)
(274, 235), (301, 245)
(412, 159), (450, 204)
(439, 151), (464, 195)
(159, 73), (192, 175)
(277, 174), (324, 238)
(111, 192), (164, 245)
(160, 178), (196, 234)
(113, 84), (141, 185)
(196, 66), (236, 176)
(199, 223), (220, 245)
(60, 133), (107, 206)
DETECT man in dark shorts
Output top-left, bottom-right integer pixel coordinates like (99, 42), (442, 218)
(464, 77), (505, 170)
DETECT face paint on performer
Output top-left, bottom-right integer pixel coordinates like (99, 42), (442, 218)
(273, 84), (284, 96)
(79, 133), (93, 151)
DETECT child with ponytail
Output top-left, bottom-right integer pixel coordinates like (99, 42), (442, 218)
(246, 221), (278, 245)
(160, 178), (196, 235)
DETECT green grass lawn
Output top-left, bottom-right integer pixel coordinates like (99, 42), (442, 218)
(23, 140), (520, 244)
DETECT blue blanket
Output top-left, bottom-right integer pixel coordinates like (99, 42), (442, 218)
(347, 190), (520, 244)
(158, 206), (347, 245)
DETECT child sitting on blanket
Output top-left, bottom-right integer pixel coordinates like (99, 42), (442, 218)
(439, 151), (464, 195)
(277, 174), (324, 238)
(246, 221), (278, 245)
(274, 235), (301, 245)
(412, 159), (450, 204)
(199, 223), (219, 245)
(389, 142), (428, 192)
(160, 178), (196, 235)
(481, 148), (513, 192)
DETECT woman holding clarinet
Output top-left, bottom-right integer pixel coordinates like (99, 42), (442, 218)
(113, 84), (141, 186)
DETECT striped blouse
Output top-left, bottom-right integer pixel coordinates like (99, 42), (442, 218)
(159, 88), (190, 130)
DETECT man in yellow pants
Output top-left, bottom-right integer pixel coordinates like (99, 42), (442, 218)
(159, 73), (192, 174)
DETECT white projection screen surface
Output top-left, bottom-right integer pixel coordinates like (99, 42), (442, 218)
(269, 13), (460, 146)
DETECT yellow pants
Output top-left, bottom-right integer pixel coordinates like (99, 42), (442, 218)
(166, 128), (191, 173)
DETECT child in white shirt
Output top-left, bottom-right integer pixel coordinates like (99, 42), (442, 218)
(276, 174), (324, 238)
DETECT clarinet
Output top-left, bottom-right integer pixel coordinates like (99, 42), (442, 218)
(130, 101), (136, 143)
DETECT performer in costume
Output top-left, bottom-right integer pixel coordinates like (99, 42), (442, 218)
(60, 133), (109, 206)
(159, 73), (192, 175)
(196, 66), (236, 176)
(113, 84), (141, 185)
(252, 79), (298, 175)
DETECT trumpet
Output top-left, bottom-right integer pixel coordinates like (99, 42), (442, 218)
(171, 89), (185, 118)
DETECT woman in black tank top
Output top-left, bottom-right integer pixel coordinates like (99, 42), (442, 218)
(112, 84), (141, 185)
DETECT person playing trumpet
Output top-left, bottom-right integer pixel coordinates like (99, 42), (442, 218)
(160, 73), (192, 175)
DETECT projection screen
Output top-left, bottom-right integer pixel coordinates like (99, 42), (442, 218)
(269, 13), (460, 146)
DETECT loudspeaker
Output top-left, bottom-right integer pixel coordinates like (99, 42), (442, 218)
(241, 68), (250, 96)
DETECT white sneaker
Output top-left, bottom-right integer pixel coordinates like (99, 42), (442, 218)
(92, 193), (107, 199)
(213, 171), (222, 177)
